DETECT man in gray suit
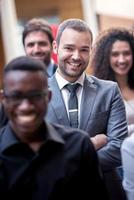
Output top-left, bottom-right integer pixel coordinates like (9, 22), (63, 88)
(46, 18), (128, 200)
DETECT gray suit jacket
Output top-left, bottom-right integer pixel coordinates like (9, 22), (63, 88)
(46, 74), (128, 172)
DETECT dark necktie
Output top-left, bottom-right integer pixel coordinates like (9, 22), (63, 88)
(66, 83), (80, 128)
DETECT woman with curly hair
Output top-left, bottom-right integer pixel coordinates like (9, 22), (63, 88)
(90, 27), (134, 135)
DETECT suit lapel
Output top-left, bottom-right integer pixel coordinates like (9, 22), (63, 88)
(79, 76), (98, 130)
(48, 75), (98, 129)
(49, 76), (70, 126)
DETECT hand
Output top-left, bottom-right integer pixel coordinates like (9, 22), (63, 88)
(90, 134), (108, 150)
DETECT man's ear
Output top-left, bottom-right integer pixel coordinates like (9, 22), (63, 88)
(52, 40), (58, 54)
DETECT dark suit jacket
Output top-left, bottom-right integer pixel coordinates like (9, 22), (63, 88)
(46, 74), (128, 172)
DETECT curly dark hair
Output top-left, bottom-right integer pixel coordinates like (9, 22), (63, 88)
(90, 27), (134, 89)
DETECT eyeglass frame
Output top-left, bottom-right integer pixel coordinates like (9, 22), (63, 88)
(3, 90), (48, 105)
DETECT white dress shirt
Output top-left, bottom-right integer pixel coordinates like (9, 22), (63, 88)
(55, 71), (85, 124)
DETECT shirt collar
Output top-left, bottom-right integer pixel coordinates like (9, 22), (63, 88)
(0, 122), (64, 153)
(55, 71), (85, 90)
(0, 124), (19, 153)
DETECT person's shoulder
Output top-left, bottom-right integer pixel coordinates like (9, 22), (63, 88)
(85, 75), (118, 93)
(86, 75), (117, 86)
(48, 75), (59, 91)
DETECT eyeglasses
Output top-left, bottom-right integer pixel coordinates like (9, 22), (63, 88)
(4, 90), (48, 105)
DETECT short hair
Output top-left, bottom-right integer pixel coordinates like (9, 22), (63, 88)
(22, 18), (54, 45)
(3, 56), (47, 77)
(56, 18), (93, 46)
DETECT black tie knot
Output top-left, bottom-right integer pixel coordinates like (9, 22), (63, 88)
(66, 83), (80, 94)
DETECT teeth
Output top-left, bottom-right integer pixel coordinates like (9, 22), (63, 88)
(118, 65), (126, 69)
(17, 115), (36, 123)
(70, 63), (80, 67)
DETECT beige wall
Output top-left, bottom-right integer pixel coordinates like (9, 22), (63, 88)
(15, 0), (83, 21)
(99, 15), (134, 31)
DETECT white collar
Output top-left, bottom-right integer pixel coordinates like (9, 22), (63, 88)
(55, 71), (85, 90)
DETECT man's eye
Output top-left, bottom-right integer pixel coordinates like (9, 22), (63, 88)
(64, 47), (73, 50)
(39, 42), (48, 46)
(27, 43), (34, 47)
(31, 94), (42, 99)
(5, 95), (20, 101)
(11, 95), (21, 100)
(80, 49), (89, 54)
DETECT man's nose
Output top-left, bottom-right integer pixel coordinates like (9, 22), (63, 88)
(72, 50), (81, 60)
(33, 44), (40, 52)
(18, 99), (34, 110)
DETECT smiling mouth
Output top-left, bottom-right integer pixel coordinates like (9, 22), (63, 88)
(69, 63), (81, 68)
(17, 115), (36, 124)
(33, 55), (44, 59)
